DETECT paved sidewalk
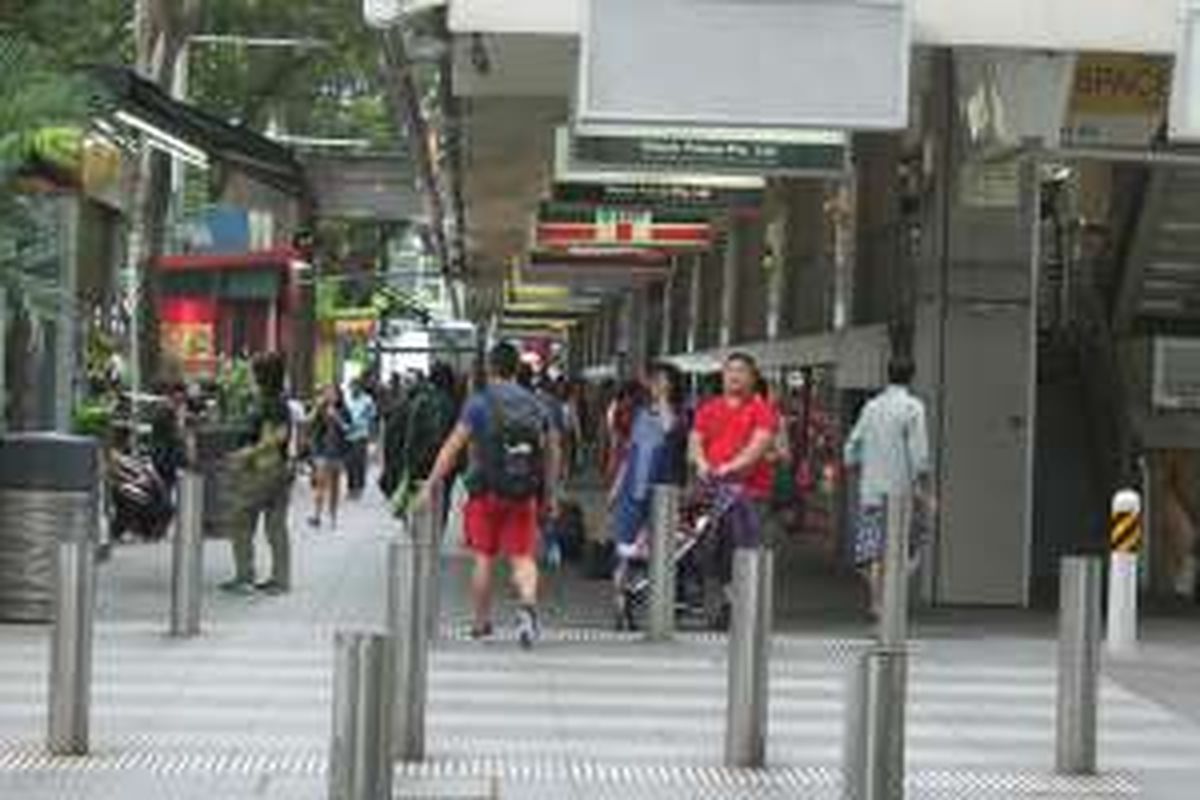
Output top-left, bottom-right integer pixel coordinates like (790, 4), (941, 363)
(0, 479), (1198, 798)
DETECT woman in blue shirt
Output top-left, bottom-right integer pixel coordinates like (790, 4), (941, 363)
(610, 363), (686, 624)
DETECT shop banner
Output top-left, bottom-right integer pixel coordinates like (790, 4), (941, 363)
(536, 204), (711, 250)
(553, 181), (762, 210)
(1064, 53), (1170, 147)
(570, 129), (848, 178)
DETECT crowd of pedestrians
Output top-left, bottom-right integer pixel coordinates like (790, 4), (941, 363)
(140, 340), (931, 643)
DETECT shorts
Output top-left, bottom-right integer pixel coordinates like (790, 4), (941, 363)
(312, 456), (343, 472)
(464, 493), (539, 558)
(853, 502), (928, 567)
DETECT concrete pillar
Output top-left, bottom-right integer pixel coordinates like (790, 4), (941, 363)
(626, 287), (649, 376)
(734, 213), (767, 344)
(913, 49), (1039, 606)
(687, 253), (704, 354)
(659, 269), (675, 357)
(853, 133), (904, 327)
(720, 222), (738, 348)
(670, 258), (691, 354)
(597, 300), (614, 365)
(778, 180), (832, 337)
(701, 247), (725, 351)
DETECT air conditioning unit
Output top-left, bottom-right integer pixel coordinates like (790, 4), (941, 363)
(1152, 337), (1200, 410)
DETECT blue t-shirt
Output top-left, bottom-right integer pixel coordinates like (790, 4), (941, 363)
(626, 407), (676, 502)
(461, 383), (550, 492)
(461, 383), (549, 440)
(345, 393), (376, 442)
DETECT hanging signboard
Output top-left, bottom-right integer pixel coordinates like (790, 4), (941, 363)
(570, 128), (847, 178)
(536, 204), (712, 250)
(1063, 53), (1170, 147)
(577, 0), (911, 131)
(553, 182), (762, 211)
(554, 128), (765, 190)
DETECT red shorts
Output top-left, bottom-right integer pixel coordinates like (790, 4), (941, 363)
(464, 493), (539, 558)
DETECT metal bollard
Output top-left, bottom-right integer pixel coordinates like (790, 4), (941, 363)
(169, 470), (204, 637)
(878, 493), (912, 648)
(1106, 489), (1141, 656)
(1057, 556), (1102, 775)
(844, 491), (911, 799)
(843, 647), (907, 800)
(329, 630), (393, 800)
(426, 489), (444, 642)
(647, 484), (680, 641)
(724, 547), (774, 768)
(387, 501), (437, 761)
(48, 531), (96, 755)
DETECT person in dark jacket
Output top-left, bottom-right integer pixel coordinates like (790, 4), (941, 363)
(378, 375), (411, 499)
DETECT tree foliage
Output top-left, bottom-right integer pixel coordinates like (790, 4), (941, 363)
(187, 1), (397, 147)
(0, 28), (93, 314)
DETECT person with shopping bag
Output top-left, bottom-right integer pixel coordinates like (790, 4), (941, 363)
(221, 353), (294, 596)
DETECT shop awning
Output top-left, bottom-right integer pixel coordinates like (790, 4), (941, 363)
(157, 246), (302, 272)
(88, 66), (309, 199)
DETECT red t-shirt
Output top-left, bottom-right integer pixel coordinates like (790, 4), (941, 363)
(694, 395), (779, 498)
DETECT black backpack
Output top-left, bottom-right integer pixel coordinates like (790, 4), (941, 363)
(481, 389), (545, 500)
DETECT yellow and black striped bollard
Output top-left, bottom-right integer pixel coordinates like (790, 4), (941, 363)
(1106, 489), (1141, 656)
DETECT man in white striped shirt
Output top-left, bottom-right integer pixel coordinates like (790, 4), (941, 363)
(844, 357), (932, 618)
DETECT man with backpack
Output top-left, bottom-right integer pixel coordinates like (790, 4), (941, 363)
(418, 343), (561, 648)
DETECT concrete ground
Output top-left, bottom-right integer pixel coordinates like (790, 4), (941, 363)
(1, 475), (1198, 798)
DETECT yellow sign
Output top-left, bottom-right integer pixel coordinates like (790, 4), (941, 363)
(1064, 54), (1169, 147)
(1070, 54), (1170, 116)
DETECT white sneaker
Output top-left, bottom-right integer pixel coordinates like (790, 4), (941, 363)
(517, 606), (540, 650)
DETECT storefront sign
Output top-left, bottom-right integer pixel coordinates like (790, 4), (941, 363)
(554, 128), (766, 190)
(570, 130), (848, 178)
(536, 204), (711, 249)
(160, 297), (217, 374)
(553, 181), (762, 210)
(1065, 53), (1170, 147)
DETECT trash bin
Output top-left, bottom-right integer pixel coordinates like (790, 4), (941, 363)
(194, 424), (248, 539)
(0, 434), (100, 623)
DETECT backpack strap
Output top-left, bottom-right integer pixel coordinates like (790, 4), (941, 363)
(484, 387), (506, 438)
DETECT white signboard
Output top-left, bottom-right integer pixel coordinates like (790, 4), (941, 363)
(1172, 2), (1200, 141)
(578, 0), (912, 131)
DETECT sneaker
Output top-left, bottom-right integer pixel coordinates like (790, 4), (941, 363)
(516, 606), (540, 650)
(307, 515), (320, 529)
(255, 580), (288, 596)
(219, 578), (256, 596)
(469, 622), (494, 640)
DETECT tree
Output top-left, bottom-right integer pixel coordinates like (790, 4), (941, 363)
(0, 28), (91, 313)
(5, 1), (408, 390)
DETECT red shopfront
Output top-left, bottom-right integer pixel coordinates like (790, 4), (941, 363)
(157, 247), (303, 377)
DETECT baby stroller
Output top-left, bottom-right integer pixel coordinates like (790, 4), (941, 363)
(109, 450), (174, 542)
(614, 483), (724, 631)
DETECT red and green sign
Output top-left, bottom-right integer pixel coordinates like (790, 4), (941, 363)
(536, 203), (711, 249)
